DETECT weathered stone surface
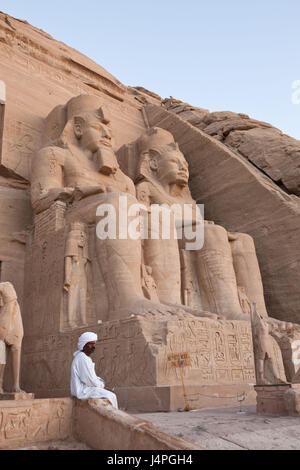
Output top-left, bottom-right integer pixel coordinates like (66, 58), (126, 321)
(255, 383), (300, 416)
(145, 104), (300, 324)
(0, 392), (34, 400)
(1, 396), (199, 450)
(162, 97), (300, 196)
(116, 384), (256, 413)
(0, 10), (299, 421)
(74, 398), (202, 450)
(22, 316), (257, 405)
(135, 405), (300, 449)
(0, 397), (73, 449)
(0, 12), (146, 182)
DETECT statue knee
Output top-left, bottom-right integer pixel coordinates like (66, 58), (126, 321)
(230, 232), (256, 255)
(203, 223), (229, 250)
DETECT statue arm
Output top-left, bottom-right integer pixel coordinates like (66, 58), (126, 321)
(31, 147), (73, 213)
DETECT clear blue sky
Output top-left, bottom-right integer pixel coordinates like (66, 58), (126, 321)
(1, 0), (299, 139)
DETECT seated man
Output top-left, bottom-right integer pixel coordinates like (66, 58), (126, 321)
(71, 332), (118, 408)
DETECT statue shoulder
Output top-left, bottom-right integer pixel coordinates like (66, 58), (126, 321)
(32, 145), (67, 169)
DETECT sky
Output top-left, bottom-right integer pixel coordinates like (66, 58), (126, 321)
(1, 0), (299, 139)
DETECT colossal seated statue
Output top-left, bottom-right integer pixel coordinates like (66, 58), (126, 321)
(30, 95), (216, 321)
(119, 127), (268, 320)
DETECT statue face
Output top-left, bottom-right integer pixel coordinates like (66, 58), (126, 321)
(75, 114), (112, 153)
(155, 147), (189, 187)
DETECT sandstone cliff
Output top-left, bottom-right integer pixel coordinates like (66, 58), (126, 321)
(0, 12), (299, 323)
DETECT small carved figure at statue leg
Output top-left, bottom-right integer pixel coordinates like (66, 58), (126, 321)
(0, 363), (5, 393)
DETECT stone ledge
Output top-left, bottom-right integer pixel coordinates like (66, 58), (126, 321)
(0, 393), (34, 401)
(255, 383), (300, 415)
(116, 383), (256, 412)
(73, 398), (202, 450)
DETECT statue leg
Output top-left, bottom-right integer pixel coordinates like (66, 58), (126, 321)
(79, 285), (87, 326)
(142, 207), (182, 305)
(143, 238), (181, 305)
(230, 233), (268, 317)
(94, 193), (145, 315)
(195, 223), (243, 319)
(67, 285), (78, 328)
(67, 193), (186, 319)
(11, 344), (23, 393)
(0, 340), (6, 393)
(257, 357), (267, 384)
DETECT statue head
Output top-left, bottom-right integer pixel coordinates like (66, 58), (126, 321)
(0, 282), (18, 303)
(73, 110), (112, 154)
(136, 128), (189, 188)
(47, 95), (119, 175)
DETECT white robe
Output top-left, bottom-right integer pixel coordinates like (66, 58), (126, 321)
(70, 351), (118, 408)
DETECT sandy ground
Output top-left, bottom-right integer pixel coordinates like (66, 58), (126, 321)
(134, 405), (300, 450)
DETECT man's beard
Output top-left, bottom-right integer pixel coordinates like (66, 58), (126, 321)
(96, 145), (119, 175)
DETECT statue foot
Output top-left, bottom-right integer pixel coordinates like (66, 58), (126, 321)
(165, 303), (219, 320)
(111, 298), (189, 320)
(111, 297), (232, 321)
(12, 388), (26, 394)
(129, 298), (180, 317)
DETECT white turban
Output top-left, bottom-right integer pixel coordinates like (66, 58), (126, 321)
(74, 332), (98, 357)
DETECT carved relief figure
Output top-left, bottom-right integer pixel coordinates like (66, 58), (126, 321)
(238, 286), (251, 315)
(250, 303), (286, 385)
(0, 282), (24, 394)
(268, 321), (300, 383)
(64, 222), (90, 328)
(141, 265), (159, 302)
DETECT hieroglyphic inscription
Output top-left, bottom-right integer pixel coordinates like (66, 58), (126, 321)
(0, 399), (72, 448)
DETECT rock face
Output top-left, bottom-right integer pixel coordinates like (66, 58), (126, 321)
(0, 11), (299, 408)
(161, 97), (300, 197)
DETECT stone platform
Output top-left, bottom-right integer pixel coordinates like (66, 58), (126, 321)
(0, 393), (34, 401)
(0, 397), (200, 450)
(255, 383), (300, 415)
(22, 315), (261, 413)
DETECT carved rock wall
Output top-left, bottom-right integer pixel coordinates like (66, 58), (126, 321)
(0, 12), (147, 182)
(21, 317), (256, 402)
(161, 98), (300, 197)
(0, 398), (72, 449)
(145, 104), (300, 324)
